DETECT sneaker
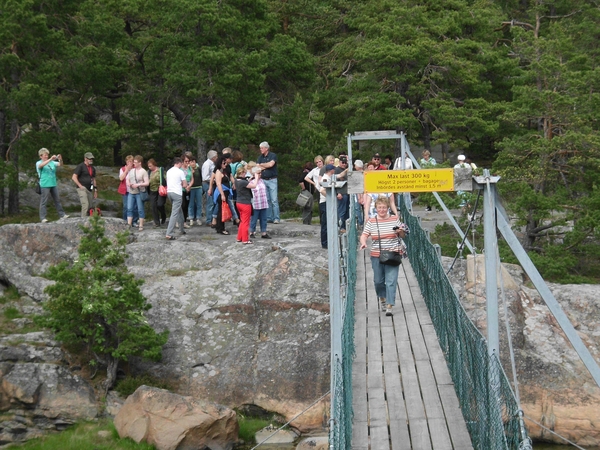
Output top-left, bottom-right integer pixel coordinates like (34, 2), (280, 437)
(425, 206), (432, 212)
(386, 305), (393, 316)
(183, 222), (190, 229)
(61, 214), (70, 220)
(261, 234), (272, 239)
(378, 297), (386, 304)
(273, 220), (280, 224)
(249, 232), (256, 238)
(41, 218), (49, 223)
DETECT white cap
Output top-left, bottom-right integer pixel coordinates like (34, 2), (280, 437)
(457, 154), (466, 161)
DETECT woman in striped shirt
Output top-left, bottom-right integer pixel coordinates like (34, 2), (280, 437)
(359, 196), (409, 316)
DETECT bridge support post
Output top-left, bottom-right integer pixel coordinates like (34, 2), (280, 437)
(325, 177), (343, 446)
(482, 169), (499, 357)
(480, 170), (506, 447)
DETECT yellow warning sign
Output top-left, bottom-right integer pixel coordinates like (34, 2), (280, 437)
(364, 169), (455, 193)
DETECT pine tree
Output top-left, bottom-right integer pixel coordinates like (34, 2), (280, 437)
(38, 215), (169, 392)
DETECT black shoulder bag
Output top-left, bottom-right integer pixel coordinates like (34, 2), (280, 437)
(375, 216), (402, 266)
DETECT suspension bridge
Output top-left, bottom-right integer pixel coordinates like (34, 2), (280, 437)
(322, 131), (600, 450)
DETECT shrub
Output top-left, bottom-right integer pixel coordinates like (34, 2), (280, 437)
(36, 215), (169, 392)
(114, 375), (172, 397)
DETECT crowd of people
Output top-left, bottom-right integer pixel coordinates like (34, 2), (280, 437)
(36, 145), (477, 317)
(35, 143), (282, 244)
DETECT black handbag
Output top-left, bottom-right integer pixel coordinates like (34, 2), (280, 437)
(35, 182), (41, 195)
(376, 217), (402, 266)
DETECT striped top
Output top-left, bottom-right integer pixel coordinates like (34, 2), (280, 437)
(362, 215), (409, 258)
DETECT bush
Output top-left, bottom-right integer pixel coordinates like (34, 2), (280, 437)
(114, 375), (173, 397)
(36, 215), (169, 392)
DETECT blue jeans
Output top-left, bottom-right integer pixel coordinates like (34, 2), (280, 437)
(319, 201), (327, 248)
(354, 195), (364, 227)
(203, 182), (214, 224)
(122, 193), (139, 222)
(166, 193), (184, 236)
(370, 256), (400, 306)
(39, 186), (66, 220)
(188, 188), (203, 220)
(263, 178), (280, 222)
(337, 194), (349, 229)
(250, 208), (267, 233)
(127, 193), (145, 219)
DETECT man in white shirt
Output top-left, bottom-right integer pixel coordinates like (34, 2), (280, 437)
(165, 157), (189, 240)
(201, 150), (218, 226)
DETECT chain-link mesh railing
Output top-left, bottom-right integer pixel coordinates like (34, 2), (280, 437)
(398, 196), (529, 449)
(330, 202), (358, 450)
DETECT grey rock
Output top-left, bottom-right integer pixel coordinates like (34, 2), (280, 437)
(296, 436), (329, 450)
(0, 219), (330, 434)
(0, 218), (130, 301)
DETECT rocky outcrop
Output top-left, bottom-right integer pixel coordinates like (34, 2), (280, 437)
(0, 219), (130, 301)
(0, 218), (330, 434)
(0, 332), (98, 446)
(446, 254), (600, 446)
(114, 385), (237, 450)
(126, 220), (331, 432)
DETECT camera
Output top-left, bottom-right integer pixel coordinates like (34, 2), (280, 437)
(393, 226), (400, 230)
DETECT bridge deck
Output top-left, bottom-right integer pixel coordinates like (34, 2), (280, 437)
(351, 251), (473, 450)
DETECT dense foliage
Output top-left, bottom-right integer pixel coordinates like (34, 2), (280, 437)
(1, 0), (599, 281)
(37, 215), (169, 391)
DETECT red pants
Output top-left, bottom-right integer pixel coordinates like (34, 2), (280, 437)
(237, 203), (252, 242)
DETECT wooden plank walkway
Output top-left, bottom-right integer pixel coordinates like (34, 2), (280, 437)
(351, 250), (473, 450)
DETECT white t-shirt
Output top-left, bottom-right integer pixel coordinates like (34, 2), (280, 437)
(306, 167), (322, 201)
(319, 173), (331, 204)
(394, 157), (413, 170)
(166, 166), (187, 195)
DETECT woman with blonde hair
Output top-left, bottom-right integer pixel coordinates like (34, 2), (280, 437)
(359, 196), (409, 317)
(248, 166), (271, 239)
(36, 148), (68, 223)
(126, 155), (149, 231)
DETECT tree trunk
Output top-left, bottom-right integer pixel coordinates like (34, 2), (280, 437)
(422, 121), (431, 151)
(0, 110), (5, 215)
(8, 119), (19, 215)
(111, 99), (122, 166)
(104, 356), (119, 394)
(441, 142), (450, 163)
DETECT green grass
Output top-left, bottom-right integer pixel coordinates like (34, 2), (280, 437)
(3, 307), (21, 320)
(6, 419), (155, 449)
(98, 189), (122, 203)
(0, 208), (40, 226)
(237, 417), (272, 443)
(0, 286), (21, 304)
